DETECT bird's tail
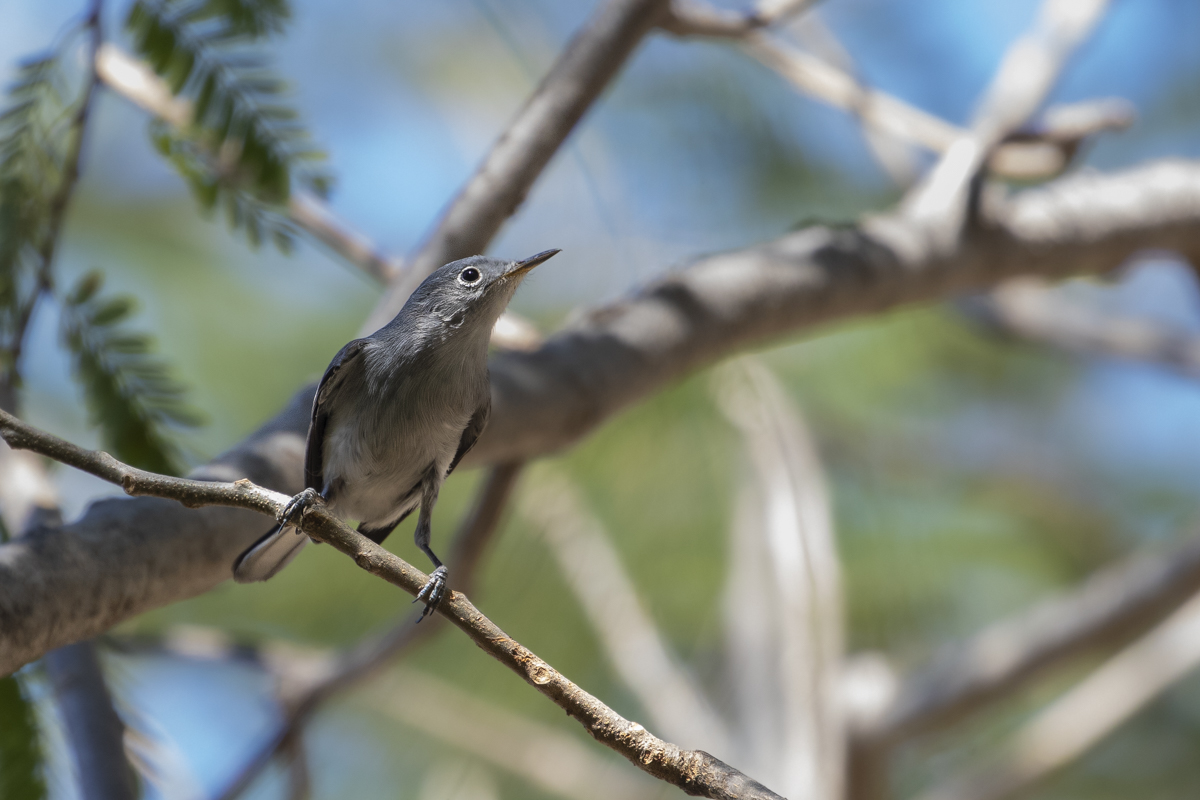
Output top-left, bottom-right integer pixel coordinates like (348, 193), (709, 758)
(233, 523), (309, 583)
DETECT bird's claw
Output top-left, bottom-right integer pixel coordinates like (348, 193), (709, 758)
(413, 566), (448, 621)
(279, 487), (322, 528)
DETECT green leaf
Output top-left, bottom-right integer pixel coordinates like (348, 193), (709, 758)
(0, 674), (46, 800)
(59, 271), (204, 475)
(127, 0), (330, 252)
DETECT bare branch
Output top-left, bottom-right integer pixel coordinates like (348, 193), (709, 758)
(715, 358), (843, 800)
(902, 0), (1112, 247)
(214, 463), (524, 800)
(365, 0), (673, 332)
(859, 531), (1200, 747)
(659, 0), (819, 38)
(965, 275), (1200, 377)
(3, 160), (1200, 666)
(915, 591), (1200, 800)
(519, 469), (732, 754)
(44, 641), (138, 800)
(0, 411), (782, 799)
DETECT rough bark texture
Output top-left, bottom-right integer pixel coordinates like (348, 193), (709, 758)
(2, 160), (1199, 673)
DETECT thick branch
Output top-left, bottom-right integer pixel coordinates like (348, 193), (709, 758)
(365, 0), (672, 331)
(2, 160), (1200, 671)
(0, 412), (781, 799)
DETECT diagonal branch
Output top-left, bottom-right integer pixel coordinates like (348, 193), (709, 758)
(364, 0), (673, 332)
(0, 410), (783, 799)
(914, 590), (1200, 800)
(213, 462), (525, 800)
(519, 469), (733, 755)
(857, 530), (1200, 748)
(2, 160), (1200, 671)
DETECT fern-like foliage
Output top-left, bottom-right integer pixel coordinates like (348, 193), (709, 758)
(0, 54), (68, 378)
(127, 0), (330, 251)
(0, 674), (46, 800)
(59, 271), (203, 475)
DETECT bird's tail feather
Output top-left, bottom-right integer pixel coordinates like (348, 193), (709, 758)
(233, 523), (308, 583)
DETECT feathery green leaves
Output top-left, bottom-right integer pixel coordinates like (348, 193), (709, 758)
(59, 271), (203, 475)
(0, 54), (68, 380)
(0, 675), (46, 800)
(126, 0), (330, 251)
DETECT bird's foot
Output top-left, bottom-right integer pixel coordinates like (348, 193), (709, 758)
(413, 566), (448, 621)
(279, 487), (322, 528)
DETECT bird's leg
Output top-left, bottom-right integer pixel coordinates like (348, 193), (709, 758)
(279, 487), (323, 528)
(412, 474), (447, 620)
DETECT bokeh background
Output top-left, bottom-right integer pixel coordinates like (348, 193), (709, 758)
(4, 0), (1200, 798)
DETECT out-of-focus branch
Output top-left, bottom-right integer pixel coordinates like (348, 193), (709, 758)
(366, 0), (672, 331)
(715, 357), (843, 800)
(0, 413), (781, 799)
(44, 641), (139, 800)
(902, 0), (1112, 246)
(658, 0), (818, 38)
(4, 160), (1200, 664)
(519, 469), (732, 755)
(215, 463), (524, 800)
(915, 590), (1200, 800)
(857, 531), (1200, 748)
(964, 275), (1200, 377)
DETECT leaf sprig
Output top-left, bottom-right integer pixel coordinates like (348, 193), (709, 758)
(127, 0), (330, 250)
(60, 271), (203, 475)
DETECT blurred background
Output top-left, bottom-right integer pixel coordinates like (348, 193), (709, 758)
(4, 0), (1200, 798)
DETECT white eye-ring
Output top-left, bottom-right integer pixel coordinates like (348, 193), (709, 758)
(458, 266), (482, 286)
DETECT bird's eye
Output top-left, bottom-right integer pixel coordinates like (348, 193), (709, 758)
(458, 267), (482, 286)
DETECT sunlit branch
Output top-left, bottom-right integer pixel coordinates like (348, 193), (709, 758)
(0, 410), (783, 799)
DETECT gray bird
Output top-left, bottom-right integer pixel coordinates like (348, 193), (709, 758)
(233, 249), (559, 616)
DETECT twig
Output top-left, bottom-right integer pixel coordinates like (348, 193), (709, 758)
(715, 357), (843, 800)
(658, 0), (819, 38)
(858, 531), (1200, 747)
(214, 463), (524, 800)
(365, 0), (673, 332)
(964, 275), (1200, 377)
(0, 410), (782, 800)
(901, 0), (1113, 248)
(915, 590), (1200, 800)
(519, 469), (732, 754)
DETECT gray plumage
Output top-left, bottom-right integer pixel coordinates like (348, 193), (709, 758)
(233, 250), (559, 614)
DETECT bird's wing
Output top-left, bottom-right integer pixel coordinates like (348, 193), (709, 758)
(446, 397), (491, 477)
(306, 338), (369, 492)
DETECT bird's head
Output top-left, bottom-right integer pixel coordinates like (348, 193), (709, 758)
(408, 249), (559, 335)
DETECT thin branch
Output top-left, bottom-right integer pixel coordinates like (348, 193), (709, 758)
(658, 0), (819, 38)
(0, 411), (781, 799)
(964, 275), (1200, 377)
(715, 357), (843, 800)
(901, 0), (1112, 247)
(364, 0), (673, 332)
(519, 468), (733, 754)
(214, 463), (524, 800)
(858, 531), (1200, 747)
(915, 590), (1200, 800)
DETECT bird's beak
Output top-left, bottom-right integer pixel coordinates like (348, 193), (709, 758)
(505, 249), (560, 279)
